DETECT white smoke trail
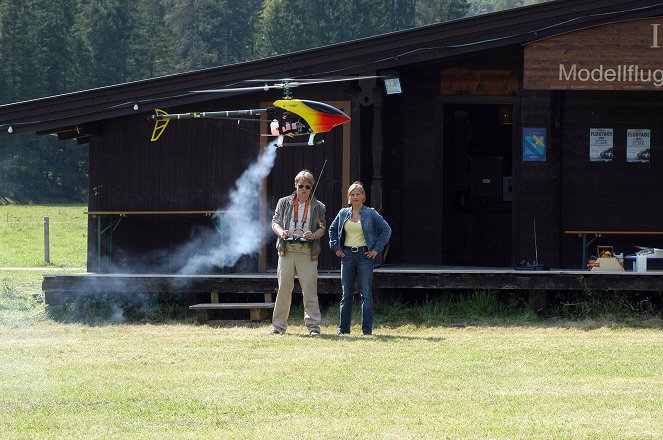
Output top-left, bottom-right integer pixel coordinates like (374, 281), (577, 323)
(179, 141), (278, 274)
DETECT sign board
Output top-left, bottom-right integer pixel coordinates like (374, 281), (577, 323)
(522, 127), (546, 162)
(626, 128), (651, 163)
(589, 128), (613, 162)
(525, 17), (663, 90)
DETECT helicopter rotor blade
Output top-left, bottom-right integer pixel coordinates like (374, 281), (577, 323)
(191, 85), (280, 94)
(191, 75), (390, 95)
(246, 75), (387, 85)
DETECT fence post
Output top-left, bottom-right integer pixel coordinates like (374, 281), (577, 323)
(44, 216), (50, 264)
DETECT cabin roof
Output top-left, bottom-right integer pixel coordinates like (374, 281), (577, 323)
(1, 0), (662, 142)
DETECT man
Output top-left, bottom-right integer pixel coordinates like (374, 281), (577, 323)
(271, 169), (326, 335)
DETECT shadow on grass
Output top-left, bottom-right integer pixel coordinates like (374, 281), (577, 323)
(283, 332), (447, 342)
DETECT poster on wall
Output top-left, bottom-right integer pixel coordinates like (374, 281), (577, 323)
(589, 128), (613, 162)
(522, 127), (546, 161)
(626, 129), (651, 163)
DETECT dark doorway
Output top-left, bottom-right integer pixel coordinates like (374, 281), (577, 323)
(442, 103), (513, 267)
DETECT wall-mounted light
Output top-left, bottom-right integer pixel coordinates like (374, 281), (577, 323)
(498, 105), (513, 125)
(384, 77), (402, 95)
(133, 103), (139, 111)
(7, 125), (13, 134)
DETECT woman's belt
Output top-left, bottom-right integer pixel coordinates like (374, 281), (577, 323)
(344, 246), (368, 253)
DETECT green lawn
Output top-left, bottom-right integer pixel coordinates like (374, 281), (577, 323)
(1, 322), (662, 439)
(0, 204), (87, 268)
(0, 203), (87, 323)
(1, 269), (81, 325)
(1, 204), (662, 438)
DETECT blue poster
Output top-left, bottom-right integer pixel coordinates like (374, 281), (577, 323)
(522, 127), (546, 162)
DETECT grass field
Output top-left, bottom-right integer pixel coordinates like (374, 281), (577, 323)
(2, 204), (663, 438)
(0, 203), (87, 324)
(1, 321), (662, 439)
(0, 204), (87, 268)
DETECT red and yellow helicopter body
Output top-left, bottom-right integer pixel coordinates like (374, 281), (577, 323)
(271, 99), (350, 134)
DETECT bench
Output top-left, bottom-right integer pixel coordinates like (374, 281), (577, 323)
(189, 292), (275, 323)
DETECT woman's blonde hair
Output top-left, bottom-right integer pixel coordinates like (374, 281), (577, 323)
(347, 181), (366, 205)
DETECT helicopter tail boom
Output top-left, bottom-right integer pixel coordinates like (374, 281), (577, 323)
(149, 108), (267, 121)
(149, 108), (268, 141)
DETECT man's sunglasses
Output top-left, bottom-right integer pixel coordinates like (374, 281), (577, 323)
(297, 184), (312, 189)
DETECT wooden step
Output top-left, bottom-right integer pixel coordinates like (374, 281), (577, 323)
(190, 302), (275, 310)
(190, 302), (275, 323)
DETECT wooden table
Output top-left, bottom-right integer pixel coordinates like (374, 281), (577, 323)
(564, 230), (663, 269)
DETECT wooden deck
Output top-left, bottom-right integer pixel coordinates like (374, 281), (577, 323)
(42, 265), (663, 307)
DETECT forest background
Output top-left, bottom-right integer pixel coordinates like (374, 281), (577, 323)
(0, 0), (548, 202)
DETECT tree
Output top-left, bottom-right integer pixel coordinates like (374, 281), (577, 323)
(415, 0), (472, 25)
(127, 1), (179, 80)
(467, 0), (550, 17)
(0, 0), (38, 103)
(446, 0), (472, 21)
(389, 0), (418, 30)
(0, 0), (88, 201)
(257, 0), (419, 57)
(31, 0), (84, 97)
(0, 134), (88, 201)
(78, 0), (138, 87)
(166, 0), (262, 72)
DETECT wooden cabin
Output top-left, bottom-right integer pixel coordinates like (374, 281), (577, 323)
(3, 0), (663, 278)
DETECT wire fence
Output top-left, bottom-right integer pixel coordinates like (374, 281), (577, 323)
(0, 221), (84, 226)
(0, 216), (87, 266)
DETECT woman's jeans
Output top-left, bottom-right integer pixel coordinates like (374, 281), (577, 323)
(339, 250), (375, 334)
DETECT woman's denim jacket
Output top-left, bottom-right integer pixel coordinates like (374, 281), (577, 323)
(272, 193), (326, 260)
(328, 205), (392, 253)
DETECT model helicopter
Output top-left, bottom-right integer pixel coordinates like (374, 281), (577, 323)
(149, 76), (377, 147)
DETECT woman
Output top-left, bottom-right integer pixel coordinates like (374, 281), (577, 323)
(328, 181), (391, 335)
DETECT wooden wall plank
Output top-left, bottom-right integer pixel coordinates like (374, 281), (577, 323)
(442, 68), (519, 96)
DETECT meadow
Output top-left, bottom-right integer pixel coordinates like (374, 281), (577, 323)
(0, 204), (87, 268)
(1, 320), (662, 439)
(1, 204), (663, 438)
